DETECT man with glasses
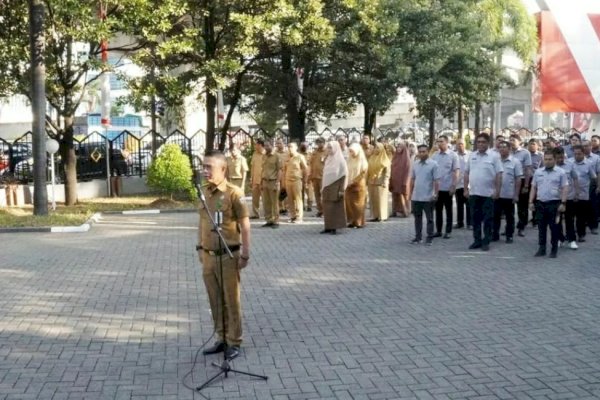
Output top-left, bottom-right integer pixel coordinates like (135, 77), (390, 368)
(464, 133), (503, 251)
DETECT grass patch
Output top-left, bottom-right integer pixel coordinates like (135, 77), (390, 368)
(0, 195), (197, 228)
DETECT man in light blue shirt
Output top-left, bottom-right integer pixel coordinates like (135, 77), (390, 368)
(583, 140), (600, 234)
(571, 145), (598, 243)
(492, 141), (523, 244)
(410, 145), (440, 245)
(554, 148), (578, 249)
(529, 150), (569, 258)
(464, 133), (503, 251)
(432, 135), (459, 239)
(510, 134), (533, 237)
(454, 138), (471, 229)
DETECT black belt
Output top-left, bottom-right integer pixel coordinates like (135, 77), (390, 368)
(196, 245), (240, 256)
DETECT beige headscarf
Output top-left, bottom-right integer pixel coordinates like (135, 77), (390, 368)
(347, 143), (368, 183)
(367, 142), (391, 180)
(322, 141), (348, 189)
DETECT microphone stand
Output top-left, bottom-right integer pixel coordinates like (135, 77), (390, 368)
(195, 183), (268, 392)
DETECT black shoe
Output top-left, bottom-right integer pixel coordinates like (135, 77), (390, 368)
(250, 216), (260, 220)
(534, 248), (546, 257)
(425, 238), (433, 246)
(500, 231), (506, 236)
(369, 218), (381, 222)
(469, 242), (482, 250)
(443, 233), (451, 239)
(410, 238), (422, 245)
(320, 229), (331, 234)
(330, 229), (337, 235)
(271, 223), (279, 229)
(347, 224), (356, 228)
(261, 222), (273, 228)
(481, 244), (490, 251)
(306, 207), (312, 212)
(578, 236), (586, 243)
(225, 345), (240, 360)
(355, 225), (364, 229)
(202, 341), (225, 355)
(549, 248), (558, 258)
(316, 212), (323, 217)
(491, 236), (500, 242)
(506, 237), (513, 244)
(517, 229), (525, 237)
(453, 224), (464, 229)
(433, 232), (442, 238)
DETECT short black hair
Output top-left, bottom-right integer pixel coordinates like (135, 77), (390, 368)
(509, 133), (522, 141)
(528, 138), (538, 145)
(569, 133), (581, 140)
(255, 138), (265, 146)
(552, 147), (564, 157)
(572, 144), (584, 153)
(437, 135), (449, 142)
(592, 135), (600, 141)
(417, 144), (428, 150)
(476, 133), (491, 143)
(498, 140), (510, 148)
(544, 149), (556, 158)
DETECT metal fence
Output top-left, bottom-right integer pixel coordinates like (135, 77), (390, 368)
(0, 126), (585, 184)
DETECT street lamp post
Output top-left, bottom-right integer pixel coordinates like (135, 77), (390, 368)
(46, 138), (59, 211)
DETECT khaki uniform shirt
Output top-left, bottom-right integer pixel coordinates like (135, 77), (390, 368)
(226, 156), (249, 180)
(285, 154), (307, 182)
(250, 151), (265, 185)
(262, 153), (282, 181)
(276, 150), (289, 172)
(198, 180), (249, 250)
(309, 149), (326, 180)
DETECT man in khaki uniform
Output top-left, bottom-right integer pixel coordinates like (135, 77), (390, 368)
(226, 145), (249, 192)
(309, 137), (327, 217)
(197, 151), (251, 361)
(275, 138), (289, 214)
(261, 140), (282, 228)
(250, 139), (265, 219)
(283, 142), (308, 223)
(299, 142), (315, 212)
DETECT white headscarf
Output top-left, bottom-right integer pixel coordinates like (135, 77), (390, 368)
(347, 142), (368, 182)
(322, 141), (348, 190)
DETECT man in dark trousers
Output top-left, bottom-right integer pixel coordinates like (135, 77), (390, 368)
(410, 145), (440, 246)
(493, 141), (522, 244)
(529, 150), (569, 258)
(464, 133), (503, 251)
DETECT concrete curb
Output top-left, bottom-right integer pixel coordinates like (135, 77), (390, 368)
(0, 209), (196, 234)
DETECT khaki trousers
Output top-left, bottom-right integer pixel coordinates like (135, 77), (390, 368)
(304, 181), (315, 209)
(251, 183), (261, 218)
(200, 251), (242, 346)
(262, 180), (279, 223)
(312, 179), (323, 213)
(285, 180), (303, 220)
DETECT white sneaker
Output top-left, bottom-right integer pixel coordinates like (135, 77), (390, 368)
(569, 241), (578, 250)
(558, 241), (564, 248)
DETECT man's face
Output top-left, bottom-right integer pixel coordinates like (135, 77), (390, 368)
(276, 140), (284, 151)
(528, 141), (538, 153)
(543, 153), (556, 169)
(509, 137), (520, 150)
(361, 136), (370, 146)
(417, 147), (428, 161)
(556, 153), (565, 165)
(255, 143), (264, 153)
(264, 142), (273, 154)
(436, 138), (448, 151)
(316, 140), (325, 150)
(495, 136), (505, 148)
(574, 149), (585, 162)
(583, 142), (592, 155)
(456, 140), (465, 153)
(288, 143), (297, 155)
(545, 140), (556, 150)
(570, 136), (581, 146)
(591, 137), (600, 149)
(476, 137), (489, 152)
(499, 143), (510, 158)
(202, 156), (226, 184)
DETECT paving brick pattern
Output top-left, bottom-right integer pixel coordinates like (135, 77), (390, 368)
(1, 212), (600, 399)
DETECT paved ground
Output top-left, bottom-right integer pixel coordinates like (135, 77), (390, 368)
(1, 210), (600, 400)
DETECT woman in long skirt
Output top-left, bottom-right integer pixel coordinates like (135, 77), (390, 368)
(345, 143), (368, 228)
(390, 142), (412, 217)
(367, 142), (391, 222)
(321, 141), (348, 235)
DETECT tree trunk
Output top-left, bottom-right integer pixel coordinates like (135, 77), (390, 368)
(474, 101), (481, 135)
(282, 45), (305, 142)
(29, 0), (48, 215)
(363, 103), (376, 136)
(457, 103), (464, 139)
(218, 68), (245, 152)
(205, 89), (216, 154)
(428, 106), (436, 149)
(60, 115), (77, 205)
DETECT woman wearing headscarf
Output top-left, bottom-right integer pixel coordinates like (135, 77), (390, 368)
(390, 142), (412, 218)
(321, 141), (348, 234)
(345, 143), (369, 228)
(367, 142), (391, 222)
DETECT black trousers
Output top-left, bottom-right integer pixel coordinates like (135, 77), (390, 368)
(455, 188), (471, 227)
(536, 200), (561, 249)
(470, 195), (494, 246)
(412, 201), (434, 241)
(589, 184), (599, 230)
(516, 183), (529, 230)
(435, 191), (453, 234)
(493, 198), (515, 239)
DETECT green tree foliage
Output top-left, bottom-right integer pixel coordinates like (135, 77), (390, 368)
(147, 143), (197, 200)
